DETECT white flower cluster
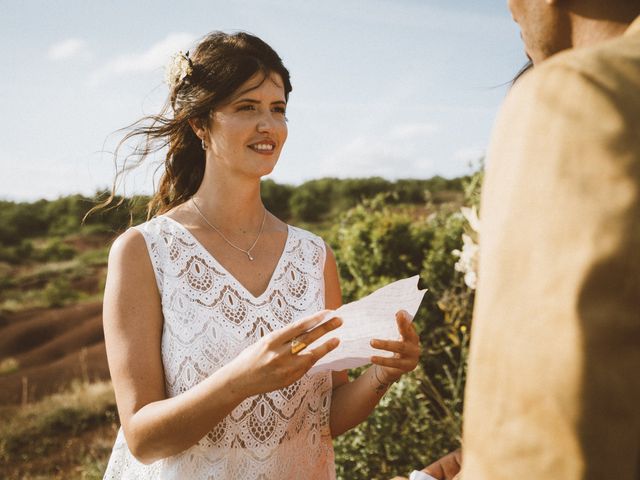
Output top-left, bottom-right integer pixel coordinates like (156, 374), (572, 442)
(452, 206), (480, 290)
(165, 51), (193, 89)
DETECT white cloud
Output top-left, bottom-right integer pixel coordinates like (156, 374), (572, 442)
(318, 122), (439, 178)
(389, 123), (438, 139)
(90, 32), (196, 84)
(47, 38), (90, 61)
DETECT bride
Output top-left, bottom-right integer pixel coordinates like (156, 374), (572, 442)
(101, 31), (421, 479)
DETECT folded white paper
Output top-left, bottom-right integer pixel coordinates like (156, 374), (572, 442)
(307, 275), (427, 374)
(409, 470), (438, 480)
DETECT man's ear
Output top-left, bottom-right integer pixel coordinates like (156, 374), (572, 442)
(188, 117), (207, 140)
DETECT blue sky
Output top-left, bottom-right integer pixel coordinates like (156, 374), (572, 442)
(0, 0), (525, 201)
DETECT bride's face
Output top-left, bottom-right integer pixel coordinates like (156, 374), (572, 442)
(205, 71), (288, 179)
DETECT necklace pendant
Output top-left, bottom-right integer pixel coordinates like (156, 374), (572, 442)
(190, 199), (266, 264)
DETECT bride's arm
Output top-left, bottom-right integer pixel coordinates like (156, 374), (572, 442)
(104, 228), (251, 464)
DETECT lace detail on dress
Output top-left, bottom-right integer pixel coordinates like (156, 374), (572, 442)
(103, 217), (336, 480)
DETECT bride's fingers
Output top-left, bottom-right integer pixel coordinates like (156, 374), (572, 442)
(370, 338), (419, 357)
(298, 338), (340, 364)
(269, 310), (334, 344)
(294, 317), (342, 348)
(370, 355), (415, 371)
(396, 311), (419, 342)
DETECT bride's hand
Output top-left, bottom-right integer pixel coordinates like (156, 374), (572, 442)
(370, 310), (420, 384)
(230, 310), (342, 397)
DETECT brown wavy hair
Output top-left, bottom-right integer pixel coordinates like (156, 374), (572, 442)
(89, 31), (292, 220)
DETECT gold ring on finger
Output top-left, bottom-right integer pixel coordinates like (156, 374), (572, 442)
(291, 337), (307, 355)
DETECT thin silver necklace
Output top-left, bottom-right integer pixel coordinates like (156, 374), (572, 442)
(190, 198), (267, 261)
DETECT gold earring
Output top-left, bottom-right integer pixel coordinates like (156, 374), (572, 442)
(201, 137), (206, 150)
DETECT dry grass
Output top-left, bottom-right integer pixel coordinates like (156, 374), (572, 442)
(0, 357), (19, 375)
(0, 380), (118, 479)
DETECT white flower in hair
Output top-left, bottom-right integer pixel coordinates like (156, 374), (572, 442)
(165, 50), (193, 88)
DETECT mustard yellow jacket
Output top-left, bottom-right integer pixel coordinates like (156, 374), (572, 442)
(462, 16), (640, 480)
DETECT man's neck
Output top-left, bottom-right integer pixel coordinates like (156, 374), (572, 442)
(567, 2), (640, 50)
(571, 15), (631, 49)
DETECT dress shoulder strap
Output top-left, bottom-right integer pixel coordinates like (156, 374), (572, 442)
(287, 225), (327, 274)
(130, 216), (181, 296)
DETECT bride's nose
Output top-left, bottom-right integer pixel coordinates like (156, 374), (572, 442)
(256, 113), (276, 133)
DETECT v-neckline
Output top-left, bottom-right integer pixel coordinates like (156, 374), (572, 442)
(159, 215), (292, 302)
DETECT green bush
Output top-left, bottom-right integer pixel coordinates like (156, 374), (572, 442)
(0, 192), (151, 248)
(0, 200), (50, 245)
(261, 179), (294, 221)
(78, 247), (110, 267)
(43, 278), (79, 308)
(329, 171), (481, 479)
(289, 178), (337, 222)
(35, 238), (77, 262)
(287, 177), (465, 224)
(329, 193), (430, 301)
(0, 240), (34, 264)
(333, 177), (392, 212)
(0, 264), (13, 291)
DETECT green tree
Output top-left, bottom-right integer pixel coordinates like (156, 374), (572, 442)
(0, 200), (50, 244)
(289, 178), (337, 222)
(261, 179), (294, 221)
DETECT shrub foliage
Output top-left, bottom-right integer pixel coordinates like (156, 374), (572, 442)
(328, 174), (480, 479)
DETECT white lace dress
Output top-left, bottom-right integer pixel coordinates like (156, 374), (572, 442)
(103, 216), (336, 480)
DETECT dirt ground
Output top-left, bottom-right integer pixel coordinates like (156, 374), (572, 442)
(0, 302), (111, 405)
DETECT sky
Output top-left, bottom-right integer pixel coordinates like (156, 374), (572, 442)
(0, 0), (526, 201)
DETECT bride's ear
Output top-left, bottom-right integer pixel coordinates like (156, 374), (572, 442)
(188, 117), (207, 141)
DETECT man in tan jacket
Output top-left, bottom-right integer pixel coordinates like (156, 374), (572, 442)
(420, 1), (640, 479)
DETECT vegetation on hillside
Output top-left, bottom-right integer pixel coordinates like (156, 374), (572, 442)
(0, 173), (480, 479)
(330, 173), (480, 479)
(0, 381), (118, 479)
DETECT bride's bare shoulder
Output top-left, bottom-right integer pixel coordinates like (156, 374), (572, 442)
(106, 226), (157, 289)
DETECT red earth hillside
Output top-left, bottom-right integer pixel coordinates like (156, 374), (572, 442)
(0, 302), (110, 405)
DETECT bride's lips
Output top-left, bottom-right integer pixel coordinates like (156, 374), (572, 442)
(248, 139), (277, 155)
